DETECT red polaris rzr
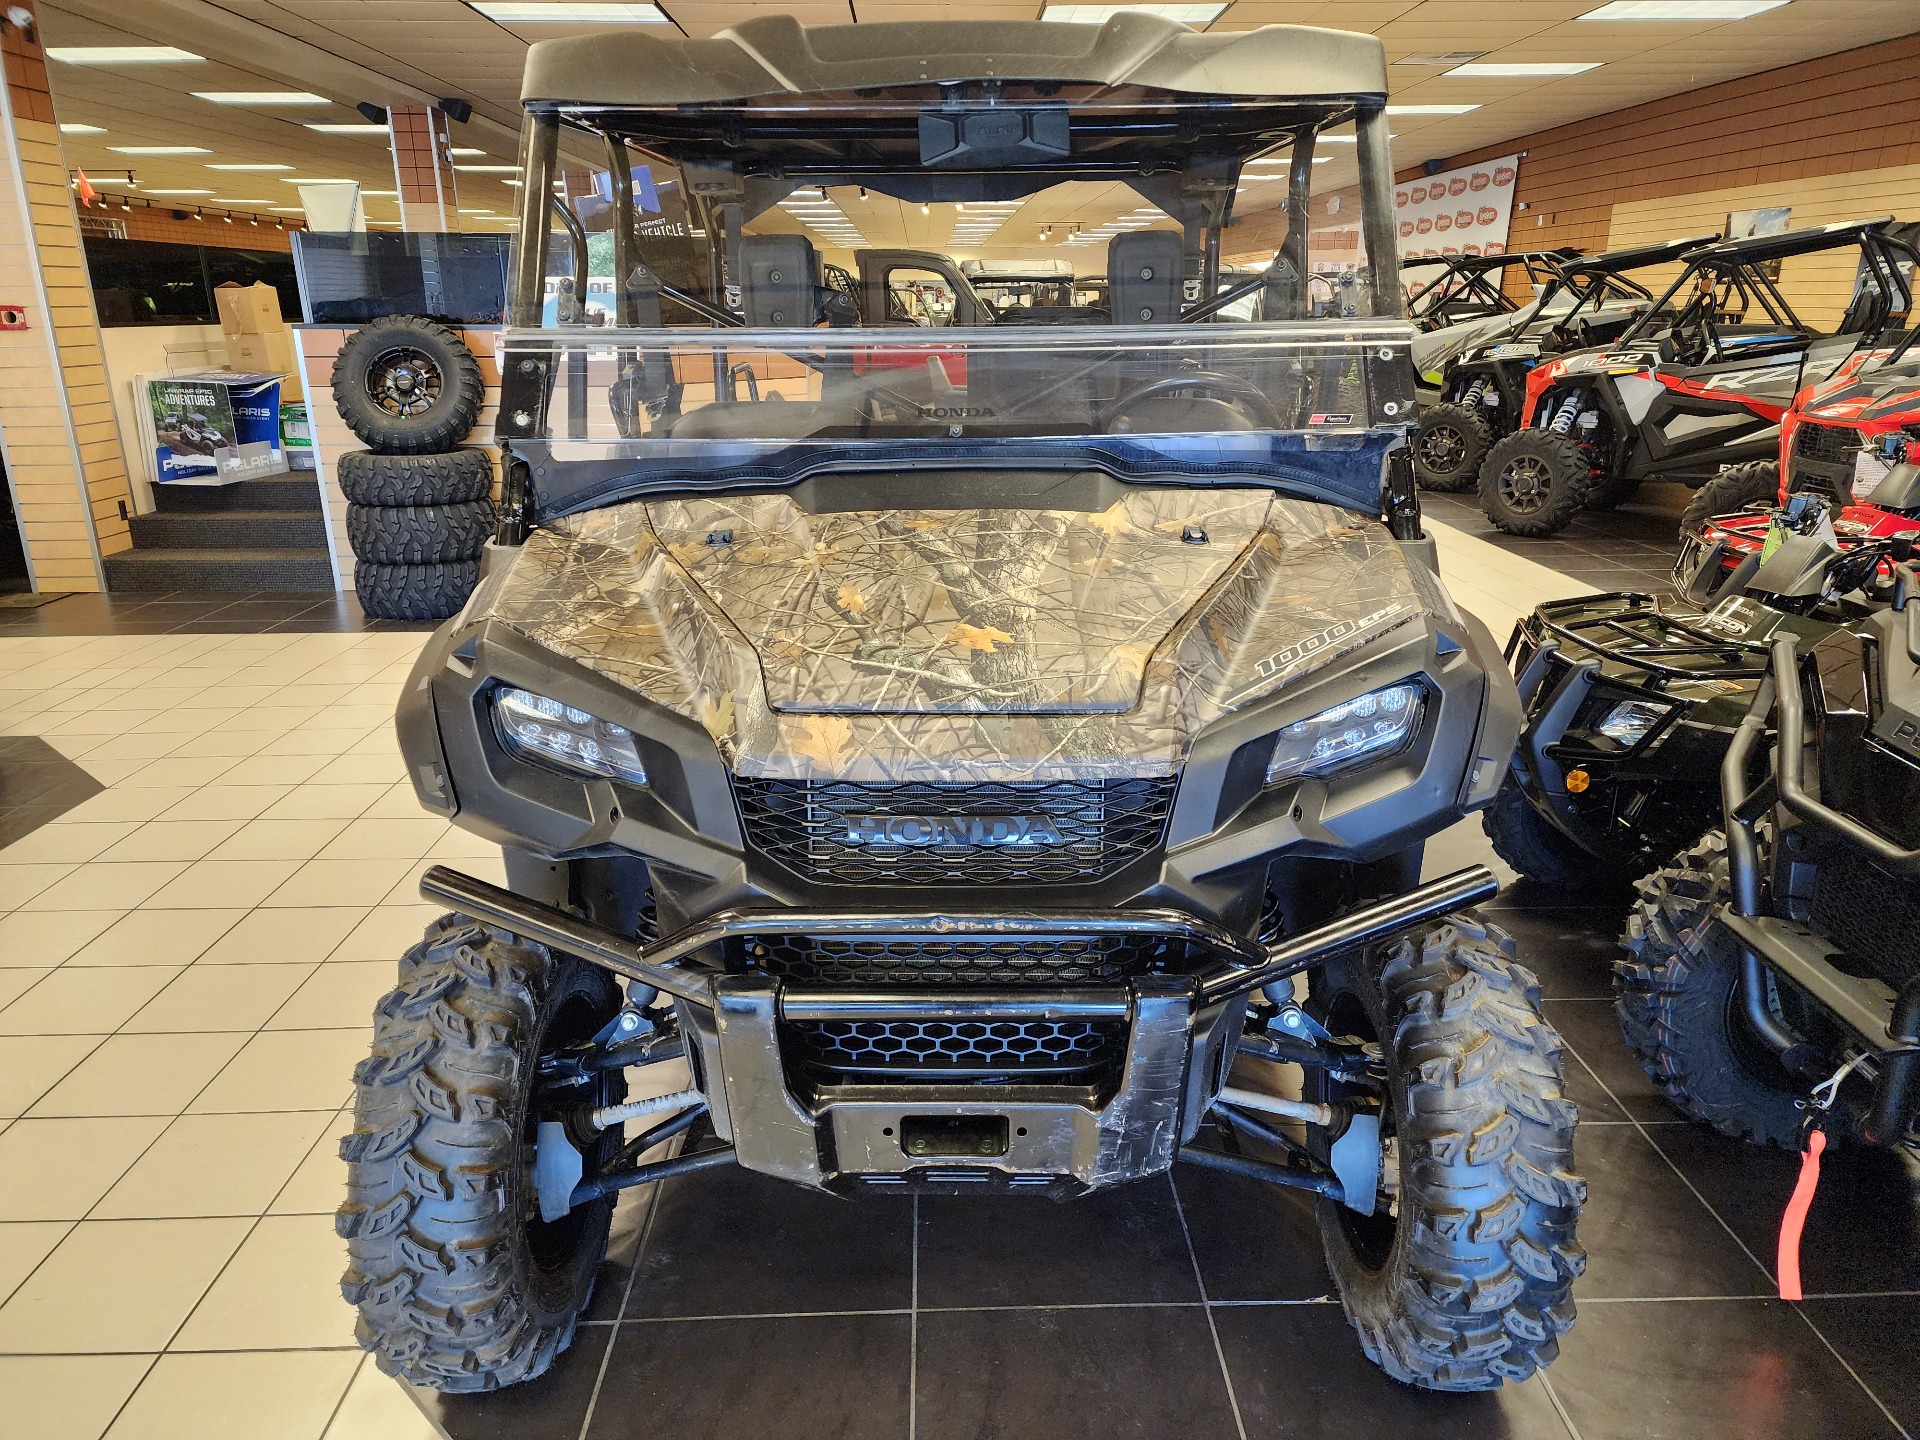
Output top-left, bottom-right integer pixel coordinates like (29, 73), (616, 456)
(1679, 334), (1920, 590)
(1476, 218), (1918, 537)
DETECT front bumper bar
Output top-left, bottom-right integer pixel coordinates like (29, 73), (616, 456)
(420, 862), (1496, 1191)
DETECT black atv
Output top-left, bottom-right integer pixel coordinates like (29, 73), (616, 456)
(1614, 574), (1920, 1169)
(1488, 500), (1918, 889)
(1476, 218), (1919, 537)
(336, 13), (1586, 1397)
(1412, 234), (1718, 493)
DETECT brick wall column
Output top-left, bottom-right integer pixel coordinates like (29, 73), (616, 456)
(0, 3), (135, 591)
(388, 104), (460, 233)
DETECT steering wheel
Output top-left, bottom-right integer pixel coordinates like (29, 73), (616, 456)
(1098, 369), (1285, 433)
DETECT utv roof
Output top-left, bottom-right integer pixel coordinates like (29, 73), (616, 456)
(1562, 234), (1719, 276)
(1401, 249), (1580, 273)
(1686, 217), (1895, 266)
(520, 14), (1389, 109)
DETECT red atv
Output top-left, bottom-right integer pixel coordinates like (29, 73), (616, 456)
(1678, 333), (1920, 594)
(1475, 218), (1917, 537)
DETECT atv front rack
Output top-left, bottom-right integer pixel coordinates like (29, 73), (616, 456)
(1519, 592), (1772, 687)
(419, 863), (1494, 1193)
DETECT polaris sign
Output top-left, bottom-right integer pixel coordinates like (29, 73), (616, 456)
(845, 814), (1067, 847)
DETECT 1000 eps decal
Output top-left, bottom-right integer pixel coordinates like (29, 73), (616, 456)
(1252, 604), (1409, 680)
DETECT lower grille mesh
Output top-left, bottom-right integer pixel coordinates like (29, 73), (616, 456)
(1808, 846), (1920, 991)
(787, 1018), (1125, 1078)
(753, 934), (1170, 987)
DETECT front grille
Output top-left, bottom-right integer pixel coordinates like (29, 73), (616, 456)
(786, 1017), (1126, 1079)
(1808, 846), (1920, 992)
(753, 934), (1172, 987)
(734, 777), (1176, 885)
(1793, 422), (1863, 469)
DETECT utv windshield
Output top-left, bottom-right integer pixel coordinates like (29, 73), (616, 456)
(497, 17), (1410, 518)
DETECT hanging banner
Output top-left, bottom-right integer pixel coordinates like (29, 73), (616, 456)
(1394, 154), (1521, 262)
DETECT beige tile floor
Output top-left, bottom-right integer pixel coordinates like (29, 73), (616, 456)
(0, 523), (1581, 1438)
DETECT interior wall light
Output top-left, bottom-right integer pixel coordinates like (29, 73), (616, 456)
(921, 203), (930, 214)
(193, 206), (204, 221)
(222, 210), (233, 223)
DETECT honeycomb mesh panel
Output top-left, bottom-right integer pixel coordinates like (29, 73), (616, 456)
(1808, 845), (1920, 991)
(787, 1017), (1125, 1078)
(1793, 422), (1863, 468)
(752, 934), (1170, 987)
(733, 777), (1176, 885)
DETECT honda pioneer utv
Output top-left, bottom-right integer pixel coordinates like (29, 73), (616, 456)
(338, 15), (1585, 1395)
(1412, 234), (1718, 493)
(1487, 498), (1919, 889)
(1476, 218), (1918, 537)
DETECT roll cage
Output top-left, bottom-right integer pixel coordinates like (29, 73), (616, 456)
(1402, 250), (1579, 331)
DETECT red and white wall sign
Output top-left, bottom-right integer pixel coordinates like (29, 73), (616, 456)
(1394, 154), (1522, 261)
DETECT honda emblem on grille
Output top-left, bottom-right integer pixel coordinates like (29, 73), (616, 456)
(844, 814), (1067, 847)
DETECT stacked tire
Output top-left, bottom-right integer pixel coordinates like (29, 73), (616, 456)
(331, 317), (492, 621)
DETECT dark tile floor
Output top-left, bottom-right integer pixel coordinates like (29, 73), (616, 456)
(1422, 481), (1696, 595)
(400, 883), (1919, 1440)
(0, 589), (433, 636)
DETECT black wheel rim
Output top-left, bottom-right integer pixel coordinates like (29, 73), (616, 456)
(1417, 423), (1467, 476)
(1321, 987), (1398, 1270)
(365, 344), (444, 418)
(521, 989), (616, 1276)
(1498, 453), (1555, 515)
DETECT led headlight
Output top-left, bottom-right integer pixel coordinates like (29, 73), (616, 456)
(1593, 699), (1671, 747)
(1266, 683), (1425, 786)
(492, 687), (647, 786)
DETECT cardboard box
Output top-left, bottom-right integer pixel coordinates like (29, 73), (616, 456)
(214, 281), (284, 338)
(228, 329), (303, 401)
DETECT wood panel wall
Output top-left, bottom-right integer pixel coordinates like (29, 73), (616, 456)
(86, 206), (298, 251)
(0, 4), (134, 591)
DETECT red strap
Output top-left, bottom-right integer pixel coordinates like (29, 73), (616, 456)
(1777, 1128), (1827, 1302)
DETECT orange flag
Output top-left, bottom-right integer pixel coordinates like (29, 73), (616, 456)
(74, 169), (99, 208)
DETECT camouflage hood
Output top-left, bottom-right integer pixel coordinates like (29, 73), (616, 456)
(464, 485), (1441, 781)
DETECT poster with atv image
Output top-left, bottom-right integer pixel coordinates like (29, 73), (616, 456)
(1395, 154), (1520, 268)
(148, 372), (288, 485)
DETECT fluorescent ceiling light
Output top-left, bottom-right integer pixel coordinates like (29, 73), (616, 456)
(450, 148), (489, 158)
(280, 177), (357, 184)
(145, 188), (214, 195)
(470, 2), (671, 20)
(363, 189), (399, 197)
(305, 123), (391, 134)
(1041, 3), (1225, 20)
(1580, 0), (1787, 16)
(208, 163), (293, 171)
(47, 46), (203, 64)
(1445, 61), (1602, 77)
(455, 164), (519, 173)
(192, 90), (329, 105)
(270, 207), (305, 212)
(213, 198), (277, 204)
(1386, 104), (1482, 115)
(59, 123), (107, 135)
(110, 145), (210, 155)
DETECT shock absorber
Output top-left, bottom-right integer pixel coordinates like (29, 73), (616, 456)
(1548, 391), (1584, 436)
(1460, 376), (1489, 409)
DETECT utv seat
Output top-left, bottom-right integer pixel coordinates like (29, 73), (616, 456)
(670, 400), (865, 440)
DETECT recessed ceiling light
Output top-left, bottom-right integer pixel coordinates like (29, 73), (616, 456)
(1580, 0), (1787, 16)
(364, 189), (399, 197)
(145, 188), (214, 195)
(1445, 62), (1603, 77)
(270, 207), (305, 213)
(305, 123), (391, 134)
(280, 177), (358, 184)
(109, 146), (211, 155)
(1386, 104), (1482, 115)
(455, 164), (519, 173)
(1041, 3), (1225, 21)
(208, 163), (294, 171)
(469, 2), (671, 21)
(450, 148), (489, 157)
(46, 46), (204, 64)
(192, 91), (330, 105)
(59, 123), (107, 135)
